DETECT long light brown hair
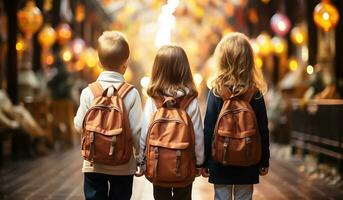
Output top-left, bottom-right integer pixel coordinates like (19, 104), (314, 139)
(147, 45), (198, 97)
(212, 32), (267, 97)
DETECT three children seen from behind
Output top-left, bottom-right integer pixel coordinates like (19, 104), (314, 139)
(74, 31), (270, 200)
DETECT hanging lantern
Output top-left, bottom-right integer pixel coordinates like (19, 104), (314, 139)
(313, 0), (339, 32)
(18, 1), (43, 38)
(38, 25), (56, 49)
(75, 4), (85, 23)
(272, 36), (287, 55)
(290, 25), (307, 46)
(270, 12), (291, 36)
(56, 23), (72, 45)
(256, 32), (273, 56)
(71, 38), (86, 56)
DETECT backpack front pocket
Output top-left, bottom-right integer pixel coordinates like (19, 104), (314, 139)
(146, 141), (194, 183)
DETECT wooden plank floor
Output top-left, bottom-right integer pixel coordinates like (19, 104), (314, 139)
(1, 147), (343, 200)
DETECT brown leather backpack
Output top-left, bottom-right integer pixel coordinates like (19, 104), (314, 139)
(81, 82), (133, 166)
(145, 95), (196, 187)
(212, 87), (261, 166)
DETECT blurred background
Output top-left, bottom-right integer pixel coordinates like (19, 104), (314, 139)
(0, 0), (343, 199)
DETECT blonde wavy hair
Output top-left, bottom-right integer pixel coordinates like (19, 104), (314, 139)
(212, 32), (267, 97)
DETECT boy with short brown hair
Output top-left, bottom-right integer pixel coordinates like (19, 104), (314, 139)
(74, 31), (142, 200)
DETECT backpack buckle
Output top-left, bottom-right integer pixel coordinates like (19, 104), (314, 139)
(109, 136), (117, 156)
(176, 150), (182, 177)
(223, 137), (230, 165)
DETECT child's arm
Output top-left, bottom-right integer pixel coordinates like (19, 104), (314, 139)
(139, 97), (155, 164)
(187, 98), (205, 166)
(127, 89), (143, 160)
(74, 88), (92, 132)
(203, 90), (221, 167)
(255, 95), (270, 168)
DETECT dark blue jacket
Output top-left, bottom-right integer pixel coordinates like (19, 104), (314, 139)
(203, 89), (270, 185)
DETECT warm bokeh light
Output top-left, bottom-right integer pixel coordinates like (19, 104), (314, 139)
(256, 33), (273, 56)
(61, 48), (72, 62)
(17, 1), (43, 38)
(291, 25), (307, 46)
(16, 37), (25, 52)
(38, 24), (57, 49)
(272, 36), (287, 55)
(306, 65), (314, 75)
(43, 51), (54, 65)
(81, 48), (98, 68)
(155, 0), (179, 47)
(261, 0), (271, 4)
(56, 23), (72, 45)
(255, 56), (263, 69)
(71, 38), (86, 56)
(75, 4), (85, 23)
(313, 0), (340, 32)
(193, 73), (203, 87)
(250, 39), (260, 55)
(140, 76), (151, 88)
(288, 57), (299, 71)
(270, 12), (291, 36)
(124, 67), (133, 81)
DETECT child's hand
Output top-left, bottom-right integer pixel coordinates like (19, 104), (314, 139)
(259, 167), (268, 176)
(201, 168), (210, 177)
(134, 165), (145, 177)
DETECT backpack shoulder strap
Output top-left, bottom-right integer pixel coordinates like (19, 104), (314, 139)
(152, 95), (164, 109)
(88, 82), (103, 98)
(179, 94), (197, 110)
(117, 82), (134, 99)
(241, 87), (257, 102)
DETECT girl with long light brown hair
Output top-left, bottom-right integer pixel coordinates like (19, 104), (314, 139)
(203, 32), (270, 200)
(139, 45), (204, 200)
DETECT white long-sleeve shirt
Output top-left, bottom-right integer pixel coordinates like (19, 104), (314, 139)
(139, 92), (205, 166)
(74, 71), (142, 175)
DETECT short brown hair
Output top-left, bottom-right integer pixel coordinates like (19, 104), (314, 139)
(147, 45), (198, 97)
(97, 31), (130, 69)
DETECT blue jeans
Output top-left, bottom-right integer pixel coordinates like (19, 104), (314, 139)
(84, 173), (133, 200)
(214, 184), (253, 200)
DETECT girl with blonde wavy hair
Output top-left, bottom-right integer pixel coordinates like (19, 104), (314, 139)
(203, 32), (270, 200)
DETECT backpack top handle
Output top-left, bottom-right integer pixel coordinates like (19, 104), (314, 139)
(162, 97), (177, 108)
(219, 86), (257, 102)
(89, 81), (133, 99)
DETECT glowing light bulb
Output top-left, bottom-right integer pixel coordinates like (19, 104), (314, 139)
(62, 49), (72, 62)
(140, 76), (151, 88)
(288, 58), (299, 71)
(193, 73), (203, 87)
(306, 65), (314, 75)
